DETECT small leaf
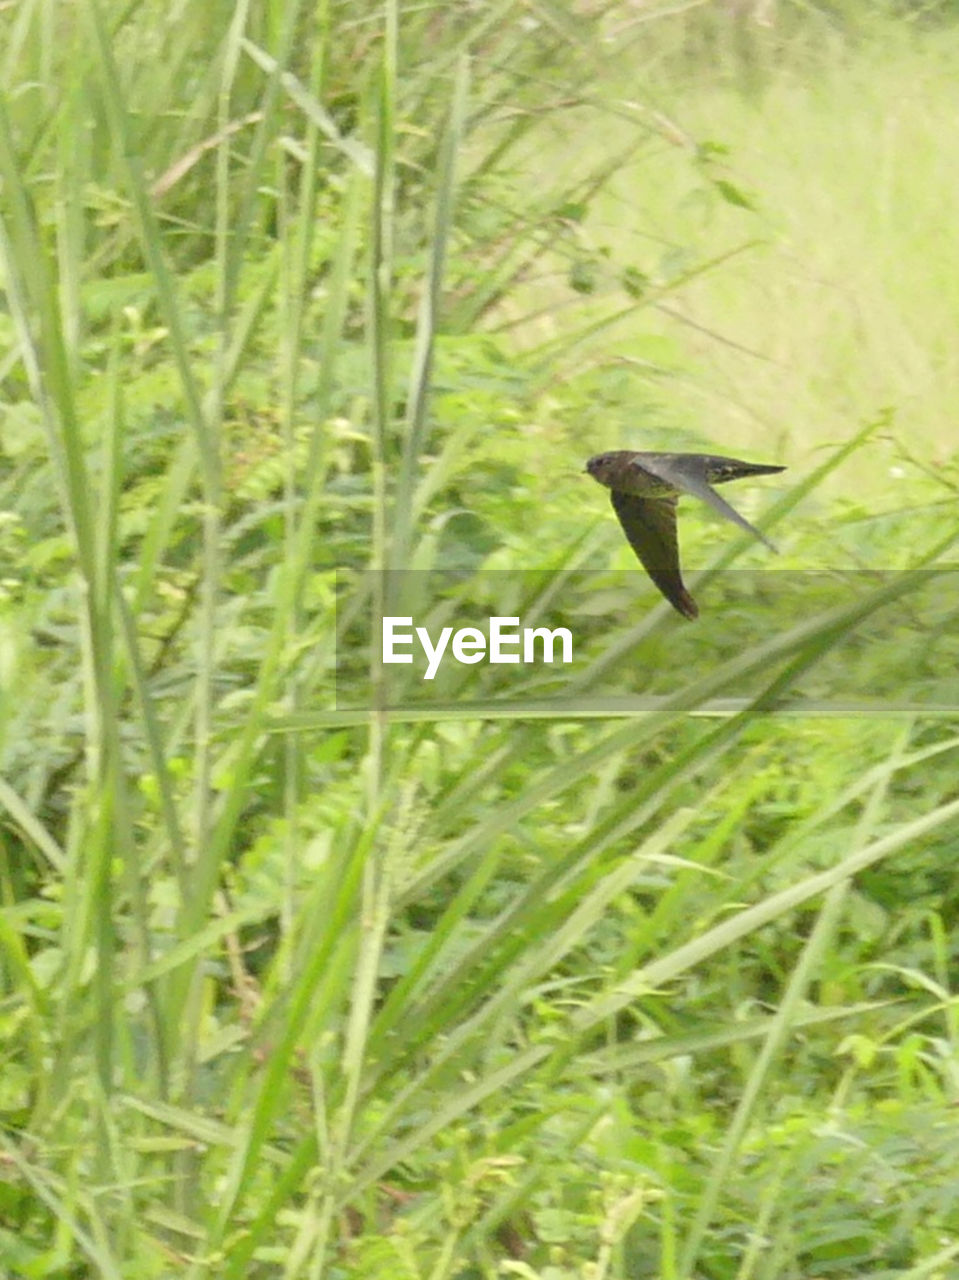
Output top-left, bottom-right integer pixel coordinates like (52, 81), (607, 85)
(569, 260), (597, 294)
(713, 178), (757, 211)
(555, 200), (588, 223)
(622, 265), (649, 299)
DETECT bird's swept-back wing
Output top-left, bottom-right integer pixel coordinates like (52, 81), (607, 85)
(610, 489), (698, 620)
(634, 455), (778, 553)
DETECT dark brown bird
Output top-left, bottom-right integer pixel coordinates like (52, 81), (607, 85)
(586, 450), (786, 619)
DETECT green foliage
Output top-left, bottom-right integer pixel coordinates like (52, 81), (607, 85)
(1, 2), (959, 1278)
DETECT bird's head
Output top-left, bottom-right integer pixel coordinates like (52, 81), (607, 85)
(585, 452), (621, 488)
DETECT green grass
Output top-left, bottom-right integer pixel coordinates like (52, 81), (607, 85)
(513, 8), (959, 504)
(1, 2), (959, 1277)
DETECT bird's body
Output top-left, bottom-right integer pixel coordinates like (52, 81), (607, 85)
(585, 450), (785, 619)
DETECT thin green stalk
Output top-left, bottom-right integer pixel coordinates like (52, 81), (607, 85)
(681, 721), (914, 1275)
(392, 55), (469, 572)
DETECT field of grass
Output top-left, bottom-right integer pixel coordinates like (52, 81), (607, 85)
(1, 2), (958, 1277)
(507, 8), (959, 500)
(609, 15), (959, 477)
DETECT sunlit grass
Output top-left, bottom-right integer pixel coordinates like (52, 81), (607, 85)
(512, 15), (959, 506)
(2, 3), (959, 1277)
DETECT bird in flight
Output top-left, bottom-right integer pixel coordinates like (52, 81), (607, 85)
(585, 450), (786, 619)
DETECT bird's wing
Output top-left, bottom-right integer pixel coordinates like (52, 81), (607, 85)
(610, 490), (698, 620)
(635, 455), (778, 552)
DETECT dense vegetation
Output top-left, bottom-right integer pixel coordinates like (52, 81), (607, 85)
(1, 1), (958, 1276)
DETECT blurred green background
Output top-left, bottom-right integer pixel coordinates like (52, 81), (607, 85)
(1, 2), (958, 1277)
